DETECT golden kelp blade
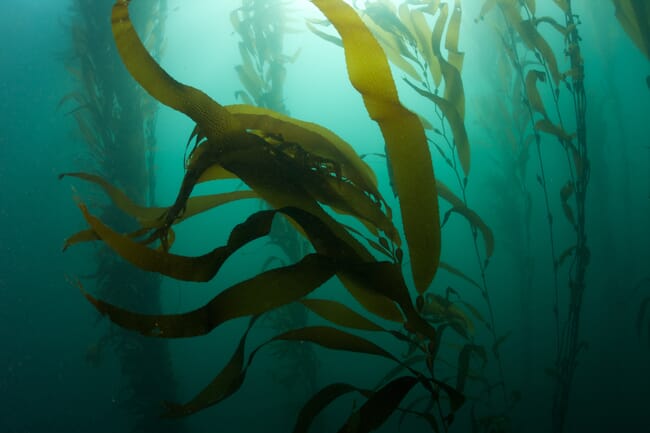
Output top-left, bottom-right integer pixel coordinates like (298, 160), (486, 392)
(111, 0), (238, 142)
(405, 81), (471, 178)
(163, 317), (257, 418)
(82, 254), (337, 338)
(311, 0), (441, 294)
(60, 172), (258, 228)
(225, 104), (383, 206)
(613, 0), (650, 59)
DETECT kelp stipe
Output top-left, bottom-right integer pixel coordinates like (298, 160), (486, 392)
(63, 0), (472, 431)
(477, 0), (591, 431)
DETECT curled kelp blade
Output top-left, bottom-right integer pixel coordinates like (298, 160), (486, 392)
(312, 0), (441, 294)
(226, 104), (382, 204)
(112, 0), (392, 245)
(337, 376), (419, 433)
(163, 317), (257, 418)
(293, 383), (360, 433)
(165, 324), (411, 418)
(60, 172), (258, 228)
(81, 253), (337, 338)
(436, 180), (494, 259)
(441, 206), (494, 259)
(112, 1), (239, 143)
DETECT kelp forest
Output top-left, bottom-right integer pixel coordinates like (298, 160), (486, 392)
(58, 0), (649, 432)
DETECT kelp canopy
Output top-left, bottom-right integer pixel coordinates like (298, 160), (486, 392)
(62, 0), (480, 430)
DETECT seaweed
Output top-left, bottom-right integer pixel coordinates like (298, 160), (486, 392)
(62, 0), (475, 430)
(612, 0), (650, 85)
(477, 0), (592, 431)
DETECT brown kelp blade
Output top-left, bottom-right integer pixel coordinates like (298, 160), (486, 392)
(336, 376), (419, 433)
(225, 104), (382, 204)
(404, 80), (470, 177)
(299, 299), (384, 332)
(312, 0), (441, 294)
(163, 317), (257, 417)
(293, 383), (360, 433)
(81, 253), (337, 338)
(60, 172), (258, 228)
(613, 0), (650, 60)
(111, 0), (239, 143)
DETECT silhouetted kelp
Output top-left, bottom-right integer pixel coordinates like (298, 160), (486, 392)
(61, 0), (485, 430)
(60, 1), (185, 432)
(612, 0), (650, 86)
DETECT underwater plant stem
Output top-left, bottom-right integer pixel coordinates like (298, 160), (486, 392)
(449, 132), (508, 406)
(498, 5), (564, 358)
(552, 4), (590, 431)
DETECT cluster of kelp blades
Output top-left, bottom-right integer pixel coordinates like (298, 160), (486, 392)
(62, 0), (474, 431)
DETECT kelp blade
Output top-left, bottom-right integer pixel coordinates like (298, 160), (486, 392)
(312, 0), (440, 293)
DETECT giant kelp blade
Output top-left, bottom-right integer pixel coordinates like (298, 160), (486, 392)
(78, 203), (234, 281)
(337, 376), (418, 433)
(81, 254), (336, 338)
(404, 80), (470, 177)
(300, 299), (384, 332)
(306, 20), (344, 47)
(442, 206), (494, 258)
(312, 0), (440, 294)
(516, 20), (561, 84)
(163, 318), (256, 417)
(62, 229), (98, 251)
(376, 355), (427, 388)
(61, 172), (258, 228)
(293, 383), (359, 433)
(613, 0), (650, 59)
(439, 262), (481, 289)
(111, 0), (238, 142)
(274, 326), (395, 360)
(340, 261), (437, 342)
(226, 104), (381, 201)
(525, 70), (548, 118)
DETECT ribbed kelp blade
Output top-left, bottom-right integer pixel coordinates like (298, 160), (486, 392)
(311, 0), (441, 294)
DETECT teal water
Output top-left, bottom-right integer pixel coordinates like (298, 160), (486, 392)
(1, 1), (648, 432)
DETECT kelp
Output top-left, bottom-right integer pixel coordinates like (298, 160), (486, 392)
(612, 0), (650, 85)
(612, 0), (650, 60)
(312, 0), (441, 294)
(63, 0), (469, 430)
(478, 1), (593, 431)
